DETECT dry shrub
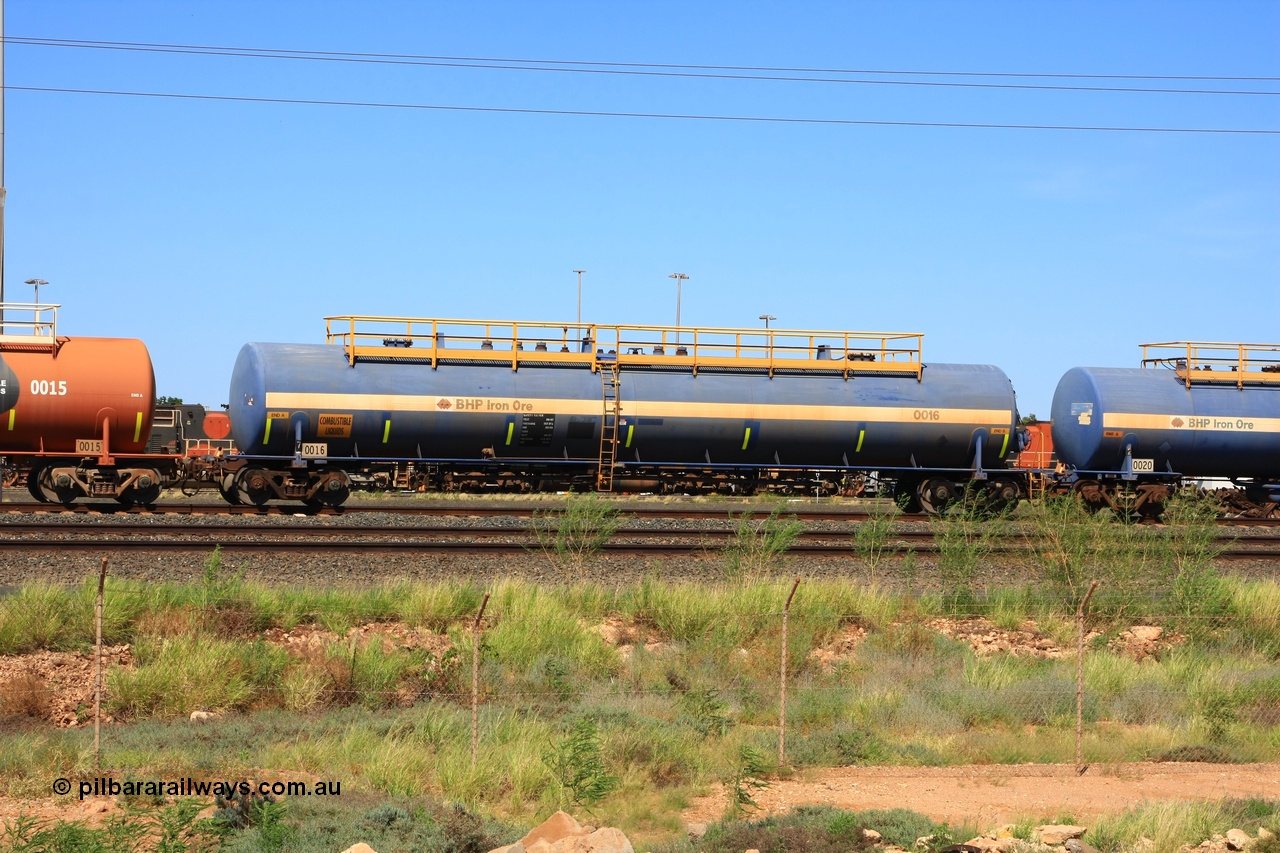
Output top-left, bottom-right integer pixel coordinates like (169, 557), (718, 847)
(1246, 702), (1280, 727)
(282, 639), (354, 709)
(134, 606), (205, 638)
(0, 671), (52, 719)
(134, 605), (255, 640)
(202, 605), (257, 638)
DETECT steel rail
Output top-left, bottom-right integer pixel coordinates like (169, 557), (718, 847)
(1, 499), (1277, 525)
(2, 540), (1278, 559)
(0, 533), (1275, 560)
(1, 521), (1276, 545)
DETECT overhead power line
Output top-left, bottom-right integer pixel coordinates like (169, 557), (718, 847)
(11, 85), (1279, 135)
(6, 36), (1280, 96)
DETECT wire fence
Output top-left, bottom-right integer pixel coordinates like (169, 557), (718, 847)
(2, 556), (1277, 775)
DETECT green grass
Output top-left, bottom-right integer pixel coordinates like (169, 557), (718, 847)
(2, 514), (1279, 848)
(649, 805), (971, 853)
(0, 791), (521, 853)
(1089, 798), (1280, 853)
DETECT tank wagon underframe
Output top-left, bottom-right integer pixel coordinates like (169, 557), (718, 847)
(221, 316), (1026, 511)
(1050, 341), (1280, 519)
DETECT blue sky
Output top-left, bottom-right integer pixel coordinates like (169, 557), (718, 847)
(4, 1), (1277, 417)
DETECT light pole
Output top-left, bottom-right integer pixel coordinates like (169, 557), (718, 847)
(759, 314), (775, 329)
(25, 279), (48, 336)
(669, 273), (689, 344)
(25, 278), (47, 305)
(573, 269), (586, 336)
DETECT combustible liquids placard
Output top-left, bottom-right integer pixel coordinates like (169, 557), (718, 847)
(317, 414), (353, 438)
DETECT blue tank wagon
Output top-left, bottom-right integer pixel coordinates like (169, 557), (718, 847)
(1050, 341), (1280, 517)
(224, 316), (1023, 510)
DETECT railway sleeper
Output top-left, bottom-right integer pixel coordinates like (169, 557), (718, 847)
(1209, 486), (1280, 519)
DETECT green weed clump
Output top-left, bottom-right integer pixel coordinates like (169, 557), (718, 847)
(531, 493), (623, 578)
(477, 579), (619, 696)
(1230, 580), (1280, 657)
(721, 504), (805, 578)
(0, 582), (108, 654)
(1022, 491), (1238, 629)
(0, 793), (520, 853)
(1030, 495), (1112, 602)
(544, 716), (620, 810)
(1089, 798), (1280, 853)
(0, 799), (222, 852)
(651, 805), (964, 853)
(851, 505), (903, 570)
(108, 635), (290, 718)
(932, 502), (1009, 612)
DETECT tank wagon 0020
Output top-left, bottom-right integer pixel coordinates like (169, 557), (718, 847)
(221, 315), (1025, 511)
(1050, 341), (1280, 518)
(0, 301), (170, 505)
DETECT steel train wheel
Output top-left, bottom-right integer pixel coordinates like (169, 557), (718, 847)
(972, 477), (1021, 516)
(917, 477), (959, 515)
(235, 468), (274, 506)
(27, 465), (79, 505)
(116, 485), (162, 506)
(892, 477), (924, 514)
(118, 484), (163, 506)
(307, 469), (351, 508)
(26, 465), (45, 502)
(117, 470), (163, 506)
(219, 473), (242, 505)
(1070, 479), (1108, 514)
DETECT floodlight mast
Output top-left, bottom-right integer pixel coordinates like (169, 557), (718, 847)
(669, 273), (689, 344)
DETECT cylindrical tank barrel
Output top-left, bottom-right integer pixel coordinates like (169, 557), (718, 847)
(0, 338), (157, 454)
(1050, 367), (1280, 478)
(228, 343), (1018, 470)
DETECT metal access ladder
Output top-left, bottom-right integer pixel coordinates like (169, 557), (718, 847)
(596, 362), (621, 491)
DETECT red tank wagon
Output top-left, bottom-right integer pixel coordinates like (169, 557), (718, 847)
(0, 305), (169, 504)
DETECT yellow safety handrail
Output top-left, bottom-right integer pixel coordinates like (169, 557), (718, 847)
(323, 315), (925, 380)
(1140, 341), (1280, 389)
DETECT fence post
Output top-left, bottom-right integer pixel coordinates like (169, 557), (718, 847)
(1076, 580), (1098, 774)
(778, 577), (800, 768)
(471, 592), (490, 770)
(95, 557), (108, 770)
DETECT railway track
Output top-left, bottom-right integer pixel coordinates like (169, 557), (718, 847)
(1, 498), (1277, 526)
(2, 519), (1276, 561)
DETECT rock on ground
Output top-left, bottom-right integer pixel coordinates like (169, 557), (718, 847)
(488, 810), (634, 853)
